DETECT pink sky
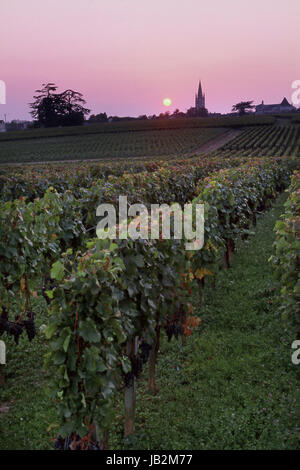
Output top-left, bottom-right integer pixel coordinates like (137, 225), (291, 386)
(0, 0), (299, 120)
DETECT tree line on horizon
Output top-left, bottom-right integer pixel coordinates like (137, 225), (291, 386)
(28, 83), (294, 129)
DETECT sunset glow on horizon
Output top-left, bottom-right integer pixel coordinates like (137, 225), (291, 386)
(0, 0), (299, 121)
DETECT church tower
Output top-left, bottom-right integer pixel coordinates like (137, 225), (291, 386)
(195, 80), (205, 111)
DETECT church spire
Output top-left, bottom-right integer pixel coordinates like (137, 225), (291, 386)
(198, 80), (203, 98)
(195, 79), (205, 111)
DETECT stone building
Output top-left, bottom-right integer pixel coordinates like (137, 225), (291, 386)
(255, 97), (295, 114)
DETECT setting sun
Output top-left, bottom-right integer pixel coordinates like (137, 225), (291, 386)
(163, 97), (172, 107)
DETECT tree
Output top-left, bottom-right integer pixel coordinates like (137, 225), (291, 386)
(30, 83), (59, 127)
(88, 113), (108, 123)
(158, 111), (170, 119)
(58, 89), (90, 126)
(30, 83), (90, 127)
(232, 101), (255, 116)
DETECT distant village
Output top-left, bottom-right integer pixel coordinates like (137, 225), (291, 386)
(0, 80), (298, 132)
(192, 80), (297, 116)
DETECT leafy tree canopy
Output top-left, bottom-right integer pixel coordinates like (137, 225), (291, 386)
(30, 83), (90, 127)
(232, 101), (255, 116)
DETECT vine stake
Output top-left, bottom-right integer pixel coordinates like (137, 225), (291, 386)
(148, 325), (160, 395)
(124, 336), (138, 437)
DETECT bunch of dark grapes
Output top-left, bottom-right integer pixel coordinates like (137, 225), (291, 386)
(165, 314), (183, 342)
(123, 340), (153, 387)
(139, 340), (152, 364)
(54, 435), (69, 450)
(0, 309), (36, 344)
(54, 434), (100, 451)
(7, 321), (23, 345)
(22, 311), (36, 342)
(0, 309), (23, 344)
(0, 308), (9, 336)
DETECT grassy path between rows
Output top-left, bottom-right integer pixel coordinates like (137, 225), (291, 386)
(0, 193), (299, 450)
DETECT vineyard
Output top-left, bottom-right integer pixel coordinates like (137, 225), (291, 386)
(0, 120), (299, 450)
(0, 120), (299, 165)
(209, 125), (300, 159)
(0, 114), (275, 144)
(0, 127), (226, 164)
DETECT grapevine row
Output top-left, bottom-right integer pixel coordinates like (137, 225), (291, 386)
(270, 169), (300, 336)
(44, 158), (295, 448)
